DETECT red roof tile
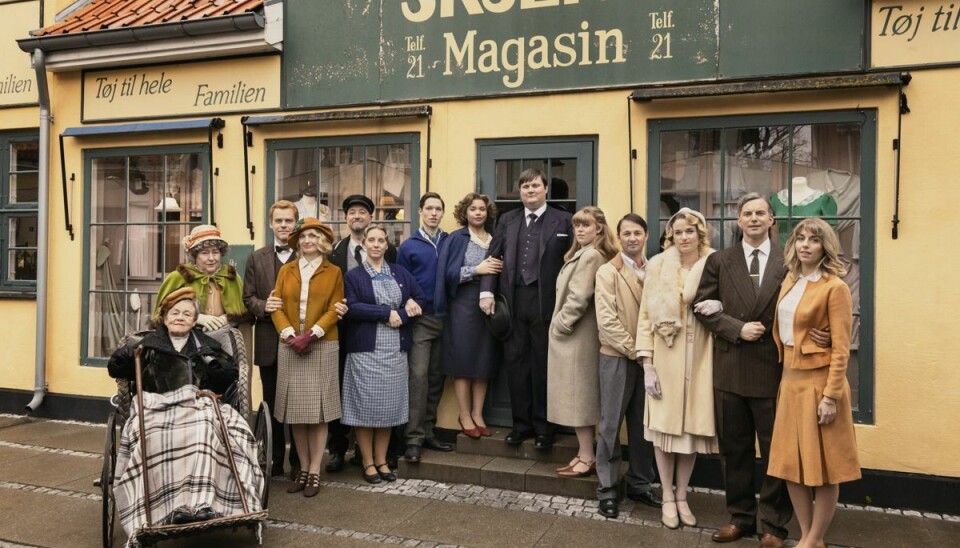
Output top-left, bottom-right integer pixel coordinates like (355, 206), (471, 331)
(33, 0), (265, 37)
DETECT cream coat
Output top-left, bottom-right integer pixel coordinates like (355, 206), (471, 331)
(596, 254), (644, 359)
(636, 246), (715, 438)
(547, 246), (606, 427)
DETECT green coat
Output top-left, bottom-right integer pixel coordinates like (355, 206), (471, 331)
(154, 263), (249, 323)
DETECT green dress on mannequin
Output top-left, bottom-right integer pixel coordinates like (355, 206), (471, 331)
(770, 189), (838, 246)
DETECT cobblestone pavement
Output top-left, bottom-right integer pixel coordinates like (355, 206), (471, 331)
(0, 414), (956, 547)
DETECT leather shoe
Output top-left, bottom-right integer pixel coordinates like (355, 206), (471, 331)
(712, 524), (751, 543)
(505, 430), (534, 446)
(404, 444), (422, 463)
(325, 453), (346, 473)
(758, 533), (785, 548)
(169, 508), (196, 525)
(423, 437), (454, 452)
(534, 434), (555, 450)
(627, 490), (662, 508)
(376, 463), (397, 482)
(193, 505), (218, 521)
(598, 498), (619, 519)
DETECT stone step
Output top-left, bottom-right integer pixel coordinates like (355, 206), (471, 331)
(454, 427), (579, 464)
(398, 450), (625, 500)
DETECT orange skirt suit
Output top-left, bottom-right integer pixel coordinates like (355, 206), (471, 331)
(769, 272), (861, 487)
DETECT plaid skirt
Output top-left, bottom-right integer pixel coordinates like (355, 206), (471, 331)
(275, 340), (341, 424)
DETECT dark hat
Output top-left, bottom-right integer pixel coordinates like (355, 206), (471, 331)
(157, 287), (197, 319)
(484, 293), (513, 341)
(288, 217), (335, 250)
(342, 194), (375, 214)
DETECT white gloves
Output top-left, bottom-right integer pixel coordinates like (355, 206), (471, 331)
(196, 313), (227, 332)
(643, 364), (662, 399)
(694, 299), (723, 316)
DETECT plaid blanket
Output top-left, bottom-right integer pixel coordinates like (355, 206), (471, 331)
(115, 385), (263, 538)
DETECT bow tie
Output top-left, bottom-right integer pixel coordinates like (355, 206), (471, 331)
(275, 245), (290, 253)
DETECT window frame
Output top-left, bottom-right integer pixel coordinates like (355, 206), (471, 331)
(80, 142), (209, 366)
(646, 109), (877, 423)
(0, 131), (40, 295)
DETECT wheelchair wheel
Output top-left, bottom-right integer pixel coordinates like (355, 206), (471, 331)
(254, 401), (272, 510)
(101, 412), (118, 548)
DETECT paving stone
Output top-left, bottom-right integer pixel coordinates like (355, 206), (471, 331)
(0, 420), (106, 454)
(391, 500), (556, 548)
(398, 451), (493, 486)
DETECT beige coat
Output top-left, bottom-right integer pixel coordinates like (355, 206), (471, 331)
(596, 254), (644, 359)
(547, 246), (606, 427)
(636, 246), (715, 438)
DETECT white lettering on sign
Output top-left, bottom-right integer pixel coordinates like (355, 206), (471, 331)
(401, 0), (579, 23)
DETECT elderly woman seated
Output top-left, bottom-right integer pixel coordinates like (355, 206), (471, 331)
(108, 287), (263, 533)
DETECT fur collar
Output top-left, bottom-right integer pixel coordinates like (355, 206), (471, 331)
(177, 263), (237, 283)
(643, 246), (713, 347)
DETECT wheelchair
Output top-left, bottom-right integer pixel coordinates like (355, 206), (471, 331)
(99, 327), (272, 547)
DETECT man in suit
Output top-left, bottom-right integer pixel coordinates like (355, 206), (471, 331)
(480, 168), (573, 449)
(326, 194), (398, 472)
(398, 192), (455, 463)
(694, 193), (829, 548)
(242, 200), (300, 478)
(594, 213), (662, 519)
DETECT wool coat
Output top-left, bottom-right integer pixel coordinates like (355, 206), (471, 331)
(547, 246), (606, 427)
(636, 246), (715, 438)
(155, 264), (249, 323)
(243, 245), (297, 367)
(271, 258), (344, 341)
(595, 253), (644, 359)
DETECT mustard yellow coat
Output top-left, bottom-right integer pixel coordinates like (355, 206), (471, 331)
(271, 258), (344, 341)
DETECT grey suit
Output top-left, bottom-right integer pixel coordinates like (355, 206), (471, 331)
(694, 242), (792, 539)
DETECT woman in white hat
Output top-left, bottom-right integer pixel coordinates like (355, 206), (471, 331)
(154, 224), (249, 331)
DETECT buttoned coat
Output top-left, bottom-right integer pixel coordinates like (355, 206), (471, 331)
(271, 258), (344, 342)
(243, 246), (297, 367)
(595, 254), (644, 359)
(694, 242), (787, 398)
(547, 246), (606, 427)
(479, 205), (573, 322)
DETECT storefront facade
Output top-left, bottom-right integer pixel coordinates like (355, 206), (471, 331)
(2, 0), (957, 510)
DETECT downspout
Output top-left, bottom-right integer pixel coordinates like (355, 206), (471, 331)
(26, 49), (51, 413)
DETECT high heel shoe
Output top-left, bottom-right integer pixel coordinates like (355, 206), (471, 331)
(477, 424), (492, 437)
(287, 470), (308, 493)
(376, 463), (397, 482)
(675, 498), (696, 527)
(362, 464), (381, 484)
(661, 500), (680, 529)
(458, 416), (481, 439)
(557, 459), (595, 478)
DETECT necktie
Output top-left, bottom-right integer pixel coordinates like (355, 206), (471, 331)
(275, 245), (289, 253)
(527, 213), (537, 226)
(354, 245), (364, 267)
(749, 249), (761, 292)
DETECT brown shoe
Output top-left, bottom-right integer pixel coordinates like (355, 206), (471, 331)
(712, 524), (749, 543)
(758, 534), (785, 548)
(287, 471), (308, 494)
(303, 473), (321, 497)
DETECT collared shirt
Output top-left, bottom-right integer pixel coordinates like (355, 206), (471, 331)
(620, 252), (647, 282)
(742, 238), (772, 287)
(278, 255), (326, 340)
(777, 269), (823, 346)
(348, 236), (366, 269)
(525, 203), (548, 226)
(274, 239), (293, 263)
(418, 226), (446, 253)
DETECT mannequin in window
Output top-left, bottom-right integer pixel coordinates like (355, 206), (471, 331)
(770, 176), (837, 246)
(295, 182), (318, 220)
(97, 237), (125, 354)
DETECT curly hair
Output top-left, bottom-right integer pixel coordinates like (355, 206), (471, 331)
(565, 206), (619, 262)
(662, 210), (710, 254)
(783, 217), (847, 278)
(453, 192), (497, 227)
(187, 239), (228, 261)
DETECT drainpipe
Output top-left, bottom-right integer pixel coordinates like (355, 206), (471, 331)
(26, 49), (50, 413)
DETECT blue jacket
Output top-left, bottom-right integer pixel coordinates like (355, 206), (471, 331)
(434, 227), (473, 318)
(342, 263), (424, 354)
(396, 229), (447, 315)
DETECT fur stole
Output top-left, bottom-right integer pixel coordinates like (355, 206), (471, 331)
(643, 246), (714, 347)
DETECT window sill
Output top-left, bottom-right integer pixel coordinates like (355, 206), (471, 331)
(0, 290), (37, 300)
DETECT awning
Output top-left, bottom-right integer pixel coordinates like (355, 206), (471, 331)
(630, 72), (909, 101)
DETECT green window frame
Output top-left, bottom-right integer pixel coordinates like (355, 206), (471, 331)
(81, 143), (209, 366)
(647, 110), (876, 423)
(265, 133), (421, 245)
(0, 131), (40, 295)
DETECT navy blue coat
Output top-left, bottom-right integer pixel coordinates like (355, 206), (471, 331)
(397, 229), (447, 315)
(434, 227), (473, 318)
(342, 263), (424, 354)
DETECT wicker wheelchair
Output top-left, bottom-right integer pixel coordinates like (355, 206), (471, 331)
(100, 327), (271, 547)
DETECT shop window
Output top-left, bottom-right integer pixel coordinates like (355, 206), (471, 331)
(268, 134), (419, 246)
(0, 134), (39, 294)
(648, 111), (876, 423)
(82, 145), (207, 362)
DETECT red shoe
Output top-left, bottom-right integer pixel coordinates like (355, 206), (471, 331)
(458, 416), (482, 439)
(477, 425), (492, 437)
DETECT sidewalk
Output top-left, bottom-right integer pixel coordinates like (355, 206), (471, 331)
(0, 414), (956, 547)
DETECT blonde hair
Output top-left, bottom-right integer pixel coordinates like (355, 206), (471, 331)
(269, 199), (299, 222)
(565, 206), (619, 262)
(363, 224), (389, 241)
(297, 227), (333, 255)
(783, 218), (847, 278)
(662, 210), (710, 254)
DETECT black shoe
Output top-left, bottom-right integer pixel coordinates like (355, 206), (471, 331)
(598, 498), (619, 519)
(169, 508), (196, 525)
(423, 438), (454, 452)
(362, 464), (381, 484)
(404, 444), (422, 463)
(376, 463), (397, 482)
(325, 453), (346, 473)
(193, 505), (218, 521)
(505, 430), (534, 446)
(534, 434), (555, 450)
(627, 490), (663, 508)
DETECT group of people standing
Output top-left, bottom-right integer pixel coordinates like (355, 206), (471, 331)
(132, 165), (860, 548)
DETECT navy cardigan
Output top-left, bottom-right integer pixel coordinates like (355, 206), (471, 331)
(434, 227), (471, 318)
(397, 229), (447, 315)
(342, 262), (424, 354)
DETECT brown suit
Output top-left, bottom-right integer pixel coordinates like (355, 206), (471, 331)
(694, 241), (792, 539)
